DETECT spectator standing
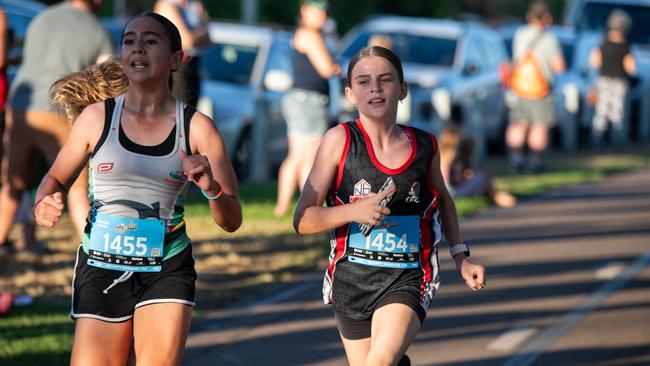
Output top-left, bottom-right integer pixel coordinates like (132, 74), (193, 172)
(506, 1), (565, 173)
(0, 0), (113, 255)
(274, 0), (340, 217)
(589, 9), (636, 146)
(154, 0), (212, 107)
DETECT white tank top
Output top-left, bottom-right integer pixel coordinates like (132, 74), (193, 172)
(88, 94), (190, 240)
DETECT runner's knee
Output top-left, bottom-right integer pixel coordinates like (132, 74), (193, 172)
(365, 348), (399, 366)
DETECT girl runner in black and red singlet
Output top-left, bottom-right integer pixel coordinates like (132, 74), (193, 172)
(294, 46), (486, 366)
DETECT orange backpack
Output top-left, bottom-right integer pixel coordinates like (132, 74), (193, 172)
(510, 33), (549, 99)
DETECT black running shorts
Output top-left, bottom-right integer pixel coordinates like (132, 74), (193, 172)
(71, 244), (197, 322)
(334, 292), (427, 340)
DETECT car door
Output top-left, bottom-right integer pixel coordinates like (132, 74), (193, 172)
(260, 32), (293, 168)
(479, 32), (508, 136)
(458, 33), (493, 135)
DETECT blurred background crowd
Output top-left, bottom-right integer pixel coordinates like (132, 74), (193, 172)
(1, 0), (649, 255)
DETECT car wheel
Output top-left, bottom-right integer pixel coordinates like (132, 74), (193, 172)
(233, 129), (252, 181)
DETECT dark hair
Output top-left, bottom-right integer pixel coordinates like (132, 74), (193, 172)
(121, 12), (183, 90)
(122, 12), (182, 53)
(346, 46), (404, 87)
(527, 1), (550, 20)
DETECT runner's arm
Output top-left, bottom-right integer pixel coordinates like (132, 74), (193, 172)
(293, 125), (390, 234)
(188, 112), (242, 232)
(429, 150), (463, 248)
(429, 148), (485, 290)
(34, 103), (105, 226)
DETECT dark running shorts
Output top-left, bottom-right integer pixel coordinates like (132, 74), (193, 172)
(71, 244), (197, 322)
(334, 292), (427, 340)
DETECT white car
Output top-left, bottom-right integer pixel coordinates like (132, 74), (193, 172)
(196, 22), (295, 180)
(336, 16), (509, 159)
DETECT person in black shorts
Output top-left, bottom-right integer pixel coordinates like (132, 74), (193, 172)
(34, 13), (241, 365)
(293, 46), (486, 366)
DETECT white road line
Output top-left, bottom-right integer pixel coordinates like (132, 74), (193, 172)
(487, 327), (538, 352)
(595, 261), (626, 280)
(502, 248), (650, 366)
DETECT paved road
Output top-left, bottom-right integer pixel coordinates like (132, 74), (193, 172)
(184, 168), (650, 366)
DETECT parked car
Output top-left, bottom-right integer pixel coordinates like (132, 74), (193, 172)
(565, 0), (650, 143)
(498, 23), (583, 151)
(196, 22), (294, 180)
(335, 16), (509, 159)
(101, 17), (125, 52)
(0, 0), (46, 82)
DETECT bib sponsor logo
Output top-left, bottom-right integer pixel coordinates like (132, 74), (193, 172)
(350, 179), (371, 202)
(115, 223), (137, 234)
(406, 181), (420, 203)
(97, 162), (114, 174)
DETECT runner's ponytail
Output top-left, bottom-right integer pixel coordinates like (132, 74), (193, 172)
(49, 58), (129, 124)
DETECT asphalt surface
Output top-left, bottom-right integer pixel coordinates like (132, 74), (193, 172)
(183, 167), (650, 366)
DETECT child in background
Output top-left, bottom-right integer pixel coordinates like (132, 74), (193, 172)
(440, 125), (517, 209)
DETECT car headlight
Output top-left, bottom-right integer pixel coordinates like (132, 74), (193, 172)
(562, 82), (579, 114)
(396, 93), (411, 123)
(431, 88), (451, 121)
(197, 96), (214, 119)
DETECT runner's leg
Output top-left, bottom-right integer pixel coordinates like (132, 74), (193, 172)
(366, 303), (421, 366)
(70, 318), (132, 366)
(132, 303), (192, 366)
(340, 335), (371, 366)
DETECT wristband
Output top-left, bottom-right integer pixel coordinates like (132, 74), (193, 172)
(201, 188), (223, 200)
(449, 242), (470, 258)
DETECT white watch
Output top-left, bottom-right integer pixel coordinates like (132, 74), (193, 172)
(449, 243), (470, 258)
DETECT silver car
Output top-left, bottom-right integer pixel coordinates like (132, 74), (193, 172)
(336, 16), (509, 159)
(197, 22), (294, 180)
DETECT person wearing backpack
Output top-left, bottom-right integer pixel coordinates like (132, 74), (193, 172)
(506, 1), (565, 173)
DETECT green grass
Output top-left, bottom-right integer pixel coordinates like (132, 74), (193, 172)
(0, 299), (72, 366)
(1, 146), (648, 365)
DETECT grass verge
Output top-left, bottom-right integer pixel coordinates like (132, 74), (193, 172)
(1, 145), (648, 364)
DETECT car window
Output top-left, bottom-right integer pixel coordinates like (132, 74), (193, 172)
(479, 35), (506, 70)
(464, 37), (484, 71)
(200, 43), (259, 84)
(577, 3), (650, 45)
(341, 31), (457, 67)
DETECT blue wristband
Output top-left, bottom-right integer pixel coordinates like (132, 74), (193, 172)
(201, 188), (222, 200)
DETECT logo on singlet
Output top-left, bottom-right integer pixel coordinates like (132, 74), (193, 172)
(97, 162), (114, 174)
(163, 170), (187, 186)
(350, 179), (371, 203)
(406, 181), (420, 203)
